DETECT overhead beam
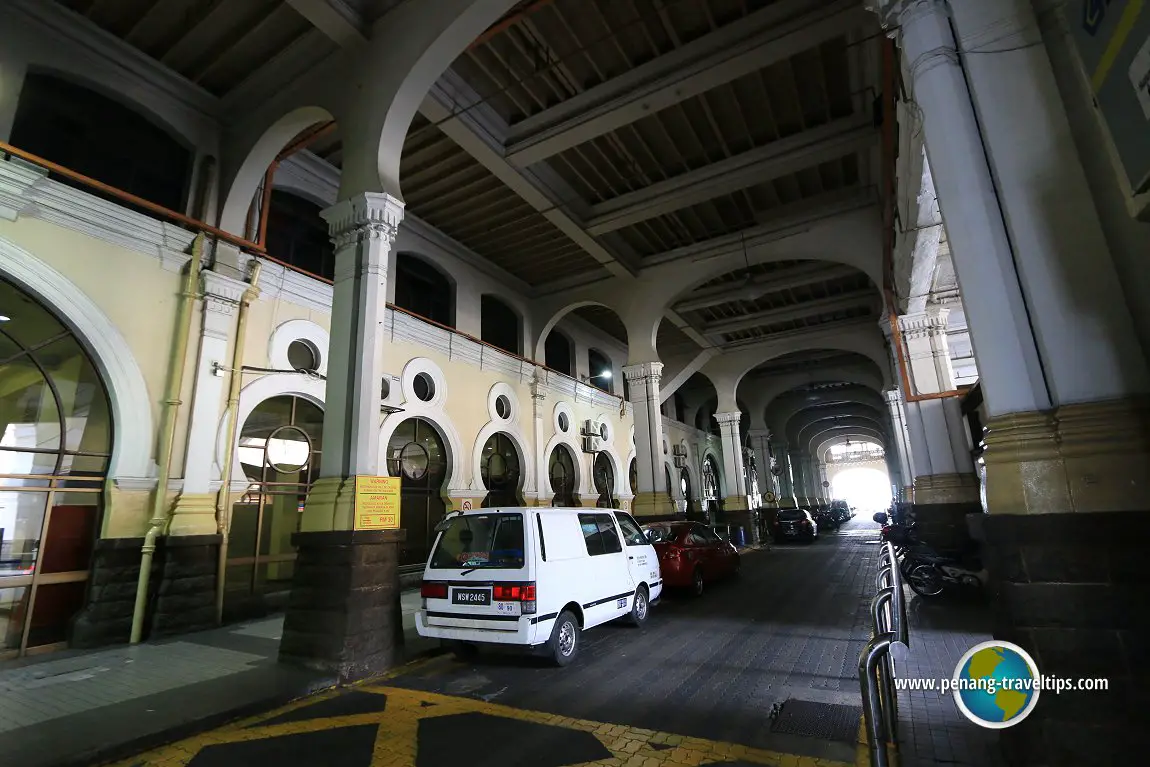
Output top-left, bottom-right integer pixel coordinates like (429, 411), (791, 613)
(586, 114), (877, 235)
(420, 86), (640, 279)
(675, 263), (859, 313)
(659, 348), (720, 403)
(504, 0), (869, 167)
(286, 0), (367, 47)
(705, 291), (877, 335)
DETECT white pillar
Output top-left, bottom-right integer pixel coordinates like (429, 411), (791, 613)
(624, 362), (672, 516)
(788, 449), (805, 500)
(170, 270), (250, 536)
(884, 389), (915, 495)
(530, 373), (547, 505)
(302, 193), (402, 531)
(748, 429), (771, 503)
(714, 412), (747, 503)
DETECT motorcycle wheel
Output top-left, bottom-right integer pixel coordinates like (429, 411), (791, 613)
(907, 563), (945, 597)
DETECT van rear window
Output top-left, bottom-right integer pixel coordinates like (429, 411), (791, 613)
(429, 513), (525, 570)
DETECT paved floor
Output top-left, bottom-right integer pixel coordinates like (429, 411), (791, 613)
(9, 519), (1004, 767)
(0, 591), (427, 767)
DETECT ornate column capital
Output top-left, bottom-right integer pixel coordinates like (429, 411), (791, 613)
(885, 388), (903, 405)
(712, 411), (742, 426)
(898, 307), (950, 341)
(321, 192), (404, 253)
(864, 0), (945, 29)
(623, 361), (663, 382)
(747, 428), (771, 440)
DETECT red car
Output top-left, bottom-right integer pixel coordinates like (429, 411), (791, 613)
(642, 522), (741, 596)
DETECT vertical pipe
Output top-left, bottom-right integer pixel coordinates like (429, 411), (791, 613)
(130, 233), (205, 644)
(214, 261), (262, 624)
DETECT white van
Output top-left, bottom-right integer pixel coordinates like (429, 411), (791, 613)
(415, 507), (663, 666)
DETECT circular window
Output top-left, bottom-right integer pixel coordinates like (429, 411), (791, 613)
(265, 425), (312, 472)
(558, 412), (569, 432)
(495, 394), (511, 420)
(398, 441), (430, 480)
(413, 372), (435, 402)
(287, 340), (318, 372)
(599, 422), (608, 441)
(381, 377), (391, 400)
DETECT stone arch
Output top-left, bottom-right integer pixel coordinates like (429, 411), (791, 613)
(700, 446), (724, 498)
(219, 106), (335, 235)
(533, 300), (628, 361)
(472, 421), (531, 499)
(220, 373), (326, 488)
(0, 235), (155, 483)
(817, 434), (887, 460)
(809, 425), (887, 457)
(794, 414), (886, 452)
(726, 330), (891, 395)
(785, 402), (886, 444)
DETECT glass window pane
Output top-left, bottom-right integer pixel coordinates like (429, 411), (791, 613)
(0, 358), (61, 452)
(293, 399), (324, 447)
(258, 493), (301, 557)
(256, 560), (295, 591)
(0, 451), (52, 488)
(227, 501), (260, 559)
(31, 335), (111, 456)
(0, 491), (47, 573)
(27, 580), (87, 647)
(0, 585), (30, 650)
(0, 279), (68, 349)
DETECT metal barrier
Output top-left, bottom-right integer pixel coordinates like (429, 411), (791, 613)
(858, 541), (910, 767)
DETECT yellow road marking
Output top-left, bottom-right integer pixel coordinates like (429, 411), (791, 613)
(103, 683), (854, 767)
(1092, 0), (1145, 91)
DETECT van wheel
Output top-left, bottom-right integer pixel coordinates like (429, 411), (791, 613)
(626, 587), (649, 627)
(691, 568), (705, 597)
(547, 611), (580, 667)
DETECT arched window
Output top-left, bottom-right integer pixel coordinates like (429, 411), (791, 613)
(680, 468), (692, 502)
(629, 458), (638, 495)
(548, 445), (578, 507)
(386, 418), (449, 566)
(587, 348), (612, 393)
(9, 73), (192, 212)
(480, 295), (521, 356)
(544, 330), (573, 375)
(665, 466), (674, 500)
(0, 277), (113, 657)
(266, 190), (334, 280)
(480, 433), (522, 507)
(225, 395), (323, 618)
(593, 452), (615, 508)
(394, 255), (454, 328)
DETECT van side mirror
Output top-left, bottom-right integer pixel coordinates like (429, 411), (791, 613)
(872, 512), (888, 524)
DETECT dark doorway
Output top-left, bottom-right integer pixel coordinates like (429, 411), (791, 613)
(544, 330), (573, 375)
(266, 190), (334, 280)
(480, 433), (523, 507)
(386, 418), (449, 566)
(548, 445), (578, 506)
(588, 348), (613, 393)
(594, 452), (616, 508)
(394, 255), (454, 328)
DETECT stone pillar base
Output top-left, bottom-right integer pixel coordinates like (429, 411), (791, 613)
(300, 476), (358, 532)
(722, 495), (749, 512)
(984, 511), (1146, 766)
(167, 492), (219, 537)
(446, 495), (485, 513)
(912, 472), (980, 550)
(631, 491), (676, 518)
(69, 538), (152, 648)
(777, 496), (797, 508)
(279, 529), (405, 684)
(150, 534), (220, 638)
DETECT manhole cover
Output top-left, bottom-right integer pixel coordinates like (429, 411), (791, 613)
(770, 699), (862, 742)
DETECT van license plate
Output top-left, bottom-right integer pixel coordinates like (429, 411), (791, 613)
(451, 588), (491, 605)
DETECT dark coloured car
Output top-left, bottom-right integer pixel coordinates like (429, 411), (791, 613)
(772, 508), (818, 542)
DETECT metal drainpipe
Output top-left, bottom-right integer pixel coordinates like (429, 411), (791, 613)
(129, 233), (205, 644)
(214, 261), (263, 624)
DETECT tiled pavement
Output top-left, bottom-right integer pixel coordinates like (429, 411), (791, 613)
(4, 520), (1004, 767)
(0, 590), (427, 767)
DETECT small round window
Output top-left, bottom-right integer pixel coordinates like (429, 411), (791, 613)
(495, 394), (512, 420)
(399, 441), (430, 480)
(287, 340), (318, 372)
(413, 372), (435, 402)
(599, 422), (608, 441)
(380, 377), (391, 400)
(558, 412), (569, 432)
(265, 425), (312, 473)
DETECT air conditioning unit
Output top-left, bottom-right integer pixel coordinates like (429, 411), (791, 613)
(672, 443), (687, 456)
(673, 455), (688, 468)
(582, 436), (602, 453)
(582, 419), (604, 437)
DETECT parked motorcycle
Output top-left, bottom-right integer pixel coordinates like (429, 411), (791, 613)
(898, 541), (988, 598)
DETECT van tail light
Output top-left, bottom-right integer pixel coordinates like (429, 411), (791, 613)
(421, 581), (448, 599)
(494, 582), (536, 615)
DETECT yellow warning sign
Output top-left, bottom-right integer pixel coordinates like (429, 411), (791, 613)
(353, 475), (401, 530)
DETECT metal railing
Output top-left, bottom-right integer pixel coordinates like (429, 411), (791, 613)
(858, 540), (910, 767)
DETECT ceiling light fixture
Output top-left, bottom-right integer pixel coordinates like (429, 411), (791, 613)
(0, 315), (9, 322)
